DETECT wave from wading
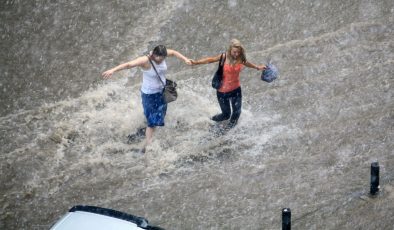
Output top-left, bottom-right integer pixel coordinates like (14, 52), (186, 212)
(1, 0), (393, 229)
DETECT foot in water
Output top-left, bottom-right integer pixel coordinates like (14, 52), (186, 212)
(127, 127), (146, 144)
(210, 119), (238, 136)
(139, 147), (146, 154)
(226, 120), (237, 129)
(211, 113), (230, 122)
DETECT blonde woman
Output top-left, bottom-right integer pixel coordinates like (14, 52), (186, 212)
(191, 39), (266, 129)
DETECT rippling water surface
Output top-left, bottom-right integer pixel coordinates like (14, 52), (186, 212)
(1, 0), (393, 229)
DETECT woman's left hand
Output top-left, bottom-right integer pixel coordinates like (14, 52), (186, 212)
(257, 65), (267, 71)
(102, 69), (115, 79)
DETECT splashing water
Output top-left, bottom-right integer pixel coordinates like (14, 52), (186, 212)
(1, 0), (393, 229)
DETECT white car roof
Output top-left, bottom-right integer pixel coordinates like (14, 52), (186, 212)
(50, 205), (156, 230)
(50, 211), (143, 230)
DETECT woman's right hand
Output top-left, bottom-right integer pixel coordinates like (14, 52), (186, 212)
(190, 59), (198, 65)
(185, 59), (192, 65)
(102, 69), (114, 79)
(257, 65), (267, 71)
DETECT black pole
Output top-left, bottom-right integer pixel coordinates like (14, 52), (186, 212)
(370, 162), (380, 195)
(282, 208), (291, 230)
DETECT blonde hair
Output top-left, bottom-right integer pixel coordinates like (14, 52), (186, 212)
(227, 39), (247, 63)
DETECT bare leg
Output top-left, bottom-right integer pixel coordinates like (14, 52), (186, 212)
(145, 127), (154, 146)
(140, 127), (154, 153)
(141, 127), (154, 167)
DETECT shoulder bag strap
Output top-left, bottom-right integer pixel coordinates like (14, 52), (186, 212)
(147, 55), (165, 87)
(219, 52), (226, 67)
(218, 53), (223, 67)
(217, 53), (226, 72)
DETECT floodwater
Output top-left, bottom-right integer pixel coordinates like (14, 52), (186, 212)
(1, 0), (393, 229)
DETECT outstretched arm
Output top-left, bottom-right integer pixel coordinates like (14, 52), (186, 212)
(167, 49), (192, 65)
(190, 54), (222, 65)
(244, 61), (266, 71)
(102, 56), (148, 79)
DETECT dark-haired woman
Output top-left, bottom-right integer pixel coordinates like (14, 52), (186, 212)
(191, 39), (266, 130)
(102, 45), (191, 152)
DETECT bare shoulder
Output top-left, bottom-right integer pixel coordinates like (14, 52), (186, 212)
(134, 55), (150, 69)
(137, 55), (150, 63)
(166, 49), (176, 56)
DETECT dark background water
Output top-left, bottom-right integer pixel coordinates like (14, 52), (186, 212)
(1, 0), (393, 229)
(2, 0), (392, 116)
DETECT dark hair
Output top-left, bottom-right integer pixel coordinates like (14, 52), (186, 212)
(152, 45), (167, 57)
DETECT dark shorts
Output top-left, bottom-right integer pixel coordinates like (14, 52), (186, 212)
(141, 91), (167, 127)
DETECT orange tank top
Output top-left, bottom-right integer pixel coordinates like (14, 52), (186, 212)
(218, 63), (244, 93)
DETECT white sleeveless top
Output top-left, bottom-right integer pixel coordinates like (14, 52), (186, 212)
(141, 60), (167, 94)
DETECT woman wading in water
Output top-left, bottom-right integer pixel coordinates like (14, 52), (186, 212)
(191, 39), (266, 130)
(102, 45), (191, 152)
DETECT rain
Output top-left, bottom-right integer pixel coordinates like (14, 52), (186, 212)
(1, 0), (393, 229)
